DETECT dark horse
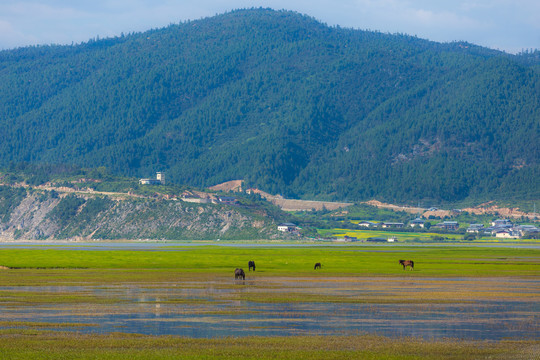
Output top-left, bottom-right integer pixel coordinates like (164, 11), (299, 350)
(248, 260), (256, 271)
(314, 262), (322, 270)
(234, 268), (245, 280)
(399, 260), (414, 270)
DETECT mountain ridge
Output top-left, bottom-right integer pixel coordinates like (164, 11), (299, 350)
(0, 8), (538, 205)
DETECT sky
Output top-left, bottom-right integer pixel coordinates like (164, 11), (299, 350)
(0, 0), (538, 54)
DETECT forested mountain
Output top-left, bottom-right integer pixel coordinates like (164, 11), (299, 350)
(0, 8), (538, 204)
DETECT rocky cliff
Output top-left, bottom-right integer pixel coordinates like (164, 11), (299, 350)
(0, 185), (279, 240)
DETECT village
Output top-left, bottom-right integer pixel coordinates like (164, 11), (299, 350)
(277, 218), (539, 241)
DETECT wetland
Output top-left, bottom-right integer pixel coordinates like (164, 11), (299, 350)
(0, 243), (538, 359)
(1, 276), (538, 340)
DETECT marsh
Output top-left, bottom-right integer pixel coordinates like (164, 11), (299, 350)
(1, 276), (538, 340)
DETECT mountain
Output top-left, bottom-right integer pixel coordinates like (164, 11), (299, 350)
(0, 175), (287, 241)
(0, 8), (538, 205)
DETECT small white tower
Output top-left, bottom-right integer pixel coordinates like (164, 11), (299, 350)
(156, 172), (165, 185)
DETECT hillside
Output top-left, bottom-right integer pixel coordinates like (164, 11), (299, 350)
(0, 8), (538, 205)
(0, 167), (290, 240)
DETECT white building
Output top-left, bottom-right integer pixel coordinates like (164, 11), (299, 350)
(409, 218), (425, 228)
(494, 229), (520, 239)
(278, 223), (297, 232)
(492, 219), (512, 227)
(467, 224), (485, 233)
(139, 172), (164, 185)
(358, 221), (377, 228)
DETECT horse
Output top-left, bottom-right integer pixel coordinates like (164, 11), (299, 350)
(314, 262), (322, 270)
(248, 260), (256, 271)
(399, 260), (414, 270)
(234, 268), (245, 280)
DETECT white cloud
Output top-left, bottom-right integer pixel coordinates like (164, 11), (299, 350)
(0, 20), (36, 49)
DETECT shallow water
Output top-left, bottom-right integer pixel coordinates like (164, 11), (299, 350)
(6, 301), (538, 339)
(1, 277), (538, 340)
(1, 241), (539, 250)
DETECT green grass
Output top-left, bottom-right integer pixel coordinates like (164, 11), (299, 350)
(0, 245), (538, 279)
(318, 228), (464, 241)
(0, 245), (538, 359)
(0, 331), (537, 359)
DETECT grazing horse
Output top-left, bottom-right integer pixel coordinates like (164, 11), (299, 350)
(314, 262), (322, 270)
(234, 268), (245, 280)
(248, 260), (256, 271)
(399, 260), (414, 270)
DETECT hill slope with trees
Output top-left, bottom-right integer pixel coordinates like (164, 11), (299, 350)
(0, 165), (291, 240)
(0, 8), (538, 205)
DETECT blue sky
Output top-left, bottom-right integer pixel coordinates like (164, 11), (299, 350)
(0, 0), (538, 53)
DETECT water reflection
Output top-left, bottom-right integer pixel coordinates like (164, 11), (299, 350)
(1, 278), (538, 340)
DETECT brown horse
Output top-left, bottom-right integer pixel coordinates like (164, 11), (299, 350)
(234, 268), (245, 280)
(314, 262), (322, 270)
(399, 260), (414, 270)
(248, 260), (256, 271)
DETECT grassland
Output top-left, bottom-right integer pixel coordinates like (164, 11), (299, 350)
(318, 228), (465, 241)
(0, 331), (538, 360)
(0, 245), (538, 278)
(0, 244), (538, 359)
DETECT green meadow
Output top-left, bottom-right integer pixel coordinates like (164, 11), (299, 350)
(0, 244), (538, 359)
(0, 245), (539, 278)
(0, 331), (537, 360)
(318, 228), (464, 241)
